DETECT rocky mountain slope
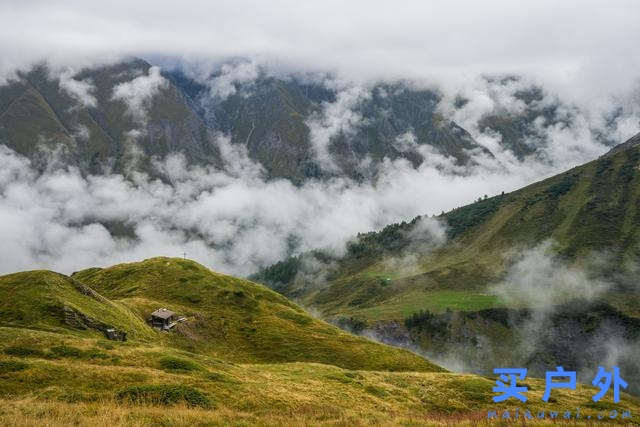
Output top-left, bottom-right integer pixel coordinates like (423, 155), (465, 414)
(1, 58), (502, 182)
(168, 70), (493, 182)
(0, 60), (219, 176)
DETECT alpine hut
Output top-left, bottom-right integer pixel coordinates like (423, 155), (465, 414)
(149, 308), (177, 330)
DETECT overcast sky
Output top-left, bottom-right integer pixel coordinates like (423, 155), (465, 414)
(1, 0), (639, 103)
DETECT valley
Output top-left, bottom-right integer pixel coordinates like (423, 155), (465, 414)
(255, 132), (640, 395)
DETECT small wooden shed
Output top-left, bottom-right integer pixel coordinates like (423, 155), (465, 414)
(150, 308), (176, 330)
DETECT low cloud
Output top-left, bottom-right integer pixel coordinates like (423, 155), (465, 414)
(306, 85), (370, 171)
(111, 65), (168, 124)
(489, 240), (610, 308)
(57, 69), (98, 108)
(0, 130), (572, 277)
(437, 76), (640, 174)
(204, 60), (261, 100)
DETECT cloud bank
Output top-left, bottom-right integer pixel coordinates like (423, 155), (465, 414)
(0, 128), (579, 277)
(1, 0), (638, 105)
(489, 240), (610, 308)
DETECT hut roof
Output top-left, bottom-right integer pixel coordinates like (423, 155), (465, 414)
(151, 308), (175, 319)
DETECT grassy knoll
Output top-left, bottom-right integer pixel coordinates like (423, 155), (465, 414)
(67, 257), (440, 372)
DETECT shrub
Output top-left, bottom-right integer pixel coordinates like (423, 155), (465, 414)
(0, 360), (29, 374)
(334, 317), (367, 334)
(404, 309), (437, 329)
(545, 174), (577, 199)
(115, 384), (211, 408)
(364, 384), (388, 397)
(444, 196), (502, 238)
(158, 356), (200, 371)
(3, 346), (45, 358)
(253, 256), (301, 286)
(50, 345), (83, 358)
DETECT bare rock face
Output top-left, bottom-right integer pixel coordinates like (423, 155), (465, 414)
(69, 277), (103, 300)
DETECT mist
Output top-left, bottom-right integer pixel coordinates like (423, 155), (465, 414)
(356, 241), (640, 394)
(0, 131), (542, 276)
(0, 0), (638, 277)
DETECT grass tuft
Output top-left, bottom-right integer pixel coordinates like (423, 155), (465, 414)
(158, 356), (201, 372)
(3, 346), (45, 358)
(0, 360), (29, 374)
(115, 384), (211, 408)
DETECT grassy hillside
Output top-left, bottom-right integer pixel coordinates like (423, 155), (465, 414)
(0, 257), (439, 372)
(1, 327), (639, 425)
(256, 133), (640, 321)
(1, 259), (639, 424)
(252, 134), (640, 400)
(0, 270), (156, 341)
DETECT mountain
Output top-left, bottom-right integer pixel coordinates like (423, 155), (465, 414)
(1, 59), (495, 183)
(256, 131), (640, 313)
(167, 71), (493, 182)
(0, 60), (220, 176)
(254, 132), (640, 391)
(2, 257), (637, 424)
(476, 83), (565, 159)
(1, 59), (623, 186)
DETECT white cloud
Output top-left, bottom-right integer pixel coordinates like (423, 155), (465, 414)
(205, 60), (260, 100)
(392, 130), (417, 153)
(306, 85), (370, 170)
(57, 69), (97, 108)
(73, 124), (91, 141)
(0, 0), (636, 111)
(0, 133), (563, 277)
(0, 0), (639, 277)
(489, 241), (610, 308)
(111, 65), (168, 124)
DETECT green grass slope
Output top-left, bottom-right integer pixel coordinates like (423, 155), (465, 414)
(1, 258), (639, 423)
(1, 327), (638, 425)
(256, 132), (640, 321)
(0, 270), (155, 340)
(65, 257), (441, 372)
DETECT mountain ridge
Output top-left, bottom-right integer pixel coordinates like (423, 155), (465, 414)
(1, 59), (507, 183)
